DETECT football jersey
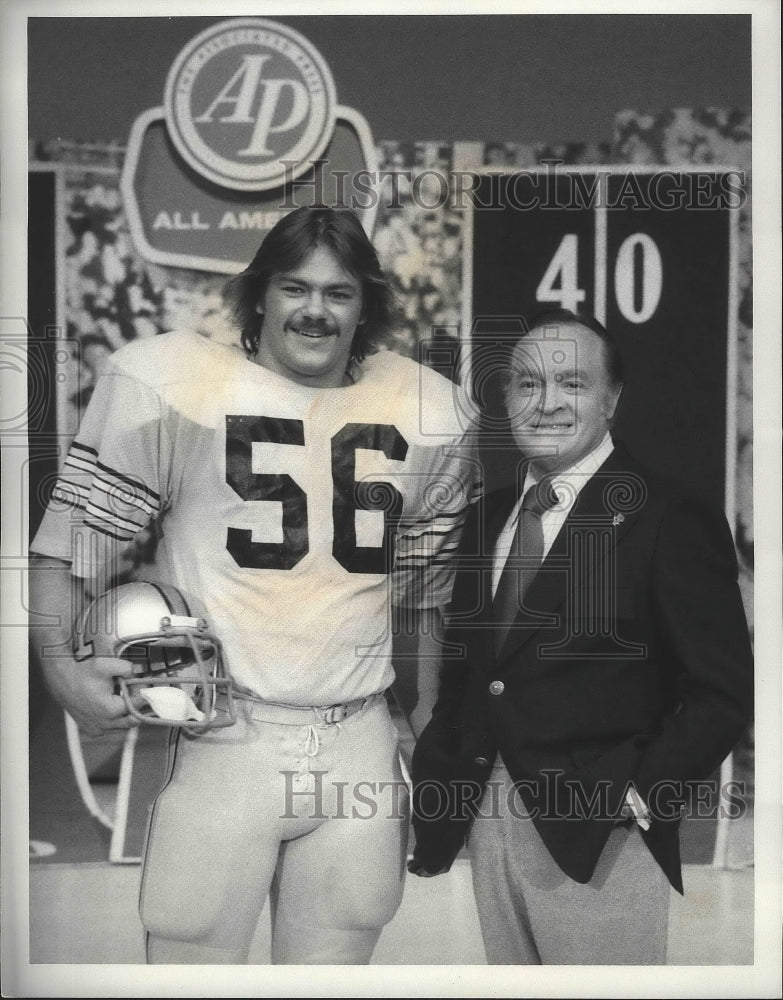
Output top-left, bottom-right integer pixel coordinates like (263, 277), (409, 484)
(32, 330), (481, 706)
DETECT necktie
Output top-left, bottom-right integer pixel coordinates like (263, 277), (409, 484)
(493, 478), (558, 654)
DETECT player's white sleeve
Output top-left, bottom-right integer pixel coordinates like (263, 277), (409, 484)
(391, 431), (483, 610)
(30, 361), (172, 579)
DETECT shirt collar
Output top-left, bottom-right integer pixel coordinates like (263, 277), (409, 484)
(523, 433), (615, 513)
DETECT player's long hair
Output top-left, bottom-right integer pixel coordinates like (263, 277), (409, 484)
(222, 205), (398, 368)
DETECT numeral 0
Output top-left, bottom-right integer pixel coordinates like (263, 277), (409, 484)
(613, 234), (663, 324)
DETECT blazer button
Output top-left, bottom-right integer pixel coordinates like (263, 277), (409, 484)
(489, 680), (505, 695)
(474, 756), (490, 766)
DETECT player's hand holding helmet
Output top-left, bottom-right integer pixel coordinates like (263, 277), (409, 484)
(73, 581), (236, 732)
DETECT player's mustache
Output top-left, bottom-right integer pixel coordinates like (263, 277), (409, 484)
(288, 314), (339, 336)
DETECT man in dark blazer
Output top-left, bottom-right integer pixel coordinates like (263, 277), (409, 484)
(408, 308), (753, 965)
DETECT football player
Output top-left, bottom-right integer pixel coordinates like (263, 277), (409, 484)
(29, 205), (480, 965)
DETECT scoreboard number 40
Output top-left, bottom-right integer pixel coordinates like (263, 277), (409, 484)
(536, 232), (664, 324)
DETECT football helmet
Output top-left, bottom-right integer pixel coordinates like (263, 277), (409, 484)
(73, 581), (236, 731)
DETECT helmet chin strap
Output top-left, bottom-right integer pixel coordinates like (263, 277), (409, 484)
(139, 685), (208, 723)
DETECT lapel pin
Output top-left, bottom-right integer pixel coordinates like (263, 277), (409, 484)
(612, 513), (625, 527)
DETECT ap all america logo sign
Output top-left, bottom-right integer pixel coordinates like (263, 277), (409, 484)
(164, 19), (337, 191)
(121, 18), (377, 272)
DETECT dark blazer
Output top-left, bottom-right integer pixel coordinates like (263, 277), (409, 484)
(411, 442), (754, 893)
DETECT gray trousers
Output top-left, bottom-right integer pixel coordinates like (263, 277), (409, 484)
(468, 761), (671, 965)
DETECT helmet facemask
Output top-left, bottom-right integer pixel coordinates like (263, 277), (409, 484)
(116, 614), (235, 731)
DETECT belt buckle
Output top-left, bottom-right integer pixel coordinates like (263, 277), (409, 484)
(323, 703), (347, 724)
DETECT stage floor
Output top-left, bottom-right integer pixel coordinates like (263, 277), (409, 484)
(27, 859), (753, 966)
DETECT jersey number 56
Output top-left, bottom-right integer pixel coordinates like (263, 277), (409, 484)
(225, 416), (408, 575)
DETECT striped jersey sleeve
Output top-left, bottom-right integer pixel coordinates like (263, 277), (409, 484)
(391, 433), (483, 609)
(30, 362), (171, 578)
